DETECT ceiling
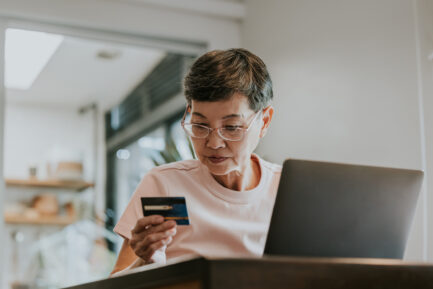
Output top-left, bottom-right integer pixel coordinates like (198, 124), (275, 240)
(6, 34), (166, 111)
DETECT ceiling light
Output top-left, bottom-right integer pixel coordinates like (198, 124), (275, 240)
(97, 49), (121, 60)
(5, 28), (64, 90)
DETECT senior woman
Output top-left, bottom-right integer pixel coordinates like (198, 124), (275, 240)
(111, 48), (281, 274)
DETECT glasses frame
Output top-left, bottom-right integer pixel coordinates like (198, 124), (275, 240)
(181, 106), (262, 142)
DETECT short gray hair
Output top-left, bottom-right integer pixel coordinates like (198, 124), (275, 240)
(184, 48), (273, 112)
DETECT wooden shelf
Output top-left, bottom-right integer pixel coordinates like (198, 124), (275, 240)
(5, 178), (94, 192)
(5, 215), (77, 226)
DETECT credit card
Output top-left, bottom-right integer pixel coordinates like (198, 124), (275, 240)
(141, 197), (190, 225)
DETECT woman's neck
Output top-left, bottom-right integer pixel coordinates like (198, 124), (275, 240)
(212, 157), (261, 191)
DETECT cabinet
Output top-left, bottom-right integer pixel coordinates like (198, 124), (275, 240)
(3, 177), (95, 289)
(5, 178), (93, 191)
(4, 178), (93, 226)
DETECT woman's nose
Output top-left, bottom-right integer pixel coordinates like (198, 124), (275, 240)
(206, 129), (226, 149)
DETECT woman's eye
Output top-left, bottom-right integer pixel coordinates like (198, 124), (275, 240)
(192, 122), (208, 126)
(224, 125), (241, 131)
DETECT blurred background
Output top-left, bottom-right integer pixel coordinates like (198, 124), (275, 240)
(0, 0), (432, 288)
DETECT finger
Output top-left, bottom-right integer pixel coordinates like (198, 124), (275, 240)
(130, 221), (176, 249)
(133, 230), (175, 258)
(133, 220), (176, 241)
(141, 239), (169, 262)
(144, 220), (177, 235)
(132, 215), (164, 234)
(142, 230), (176, 248)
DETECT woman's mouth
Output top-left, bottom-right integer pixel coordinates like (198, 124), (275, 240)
(208, 156), (228, 164)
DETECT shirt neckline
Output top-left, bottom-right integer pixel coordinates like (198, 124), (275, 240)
(200, 154), (268, 204)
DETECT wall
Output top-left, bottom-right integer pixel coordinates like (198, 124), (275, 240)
(415, 0), (433, 261)
(0, 19), (6, 289)
(4, 103), (94, 180)
(242, 0), (431, 261)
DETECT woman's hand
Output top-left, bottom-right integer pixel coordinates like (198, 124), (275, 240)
(129, 215), (177, 264)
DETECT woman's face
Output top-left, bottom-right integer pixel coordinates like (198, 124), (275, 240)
(188, 92), (272, 176)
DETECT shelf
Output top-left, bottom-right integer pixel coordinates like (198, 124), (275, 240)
(5, 178), (94, 192)
(5, 215), (77, 226)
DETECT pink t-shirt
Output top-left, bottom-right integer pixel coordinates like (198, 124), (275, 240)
(113, 154), (281, 261)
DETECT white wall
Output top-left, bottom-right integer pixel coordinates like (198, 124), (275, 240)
(4, 103), (94, 180)
(243, 0), (432, 261)
(0, 19), (6, 289)
(415, 0), (433, 261)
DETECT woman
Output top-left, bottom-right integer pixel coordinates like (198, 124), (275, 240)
(111, 48), (281, 274)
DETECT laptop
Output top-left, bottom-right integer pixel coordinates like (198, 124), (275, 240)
(264, 159), (424, 259)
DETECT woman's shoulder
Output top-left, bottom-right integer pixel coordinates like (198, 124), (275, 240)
(134, 160), (202, 197)
(149, 159), (202, 175)
(256, 155), (282, 175)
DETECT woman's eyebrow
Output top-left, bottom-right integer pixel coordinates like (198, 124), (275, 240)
(192, 112), (243, 119)
(192, 112), (207, 118)
(222, 114), (242, 119)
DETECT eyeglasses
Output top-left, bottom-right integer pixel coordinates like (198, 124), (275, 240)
(181, 107), (262, 141)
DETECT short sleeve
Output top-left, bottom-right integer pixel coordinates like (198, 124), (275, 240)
(113, 171), (167, 240)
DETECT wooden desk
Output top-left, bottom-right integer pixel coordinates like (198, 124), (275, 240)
(64, 256), (433, 289)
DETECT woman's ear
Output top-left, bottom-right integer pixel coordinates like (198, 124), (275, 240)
(260, 106), (274, 138)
